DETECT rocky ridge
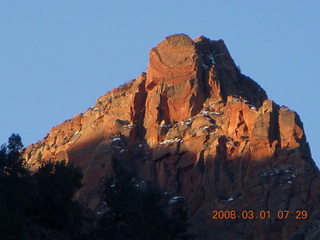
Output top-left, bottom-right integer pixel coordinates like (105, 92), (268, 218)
(25, 34), (320, 240)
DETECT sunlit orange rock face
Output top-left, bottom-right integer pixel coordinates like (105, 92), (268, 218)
(24, 34), (320, 240)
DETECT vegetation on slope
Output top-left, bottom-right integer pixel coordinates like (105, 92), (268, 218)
(0, 134), (189, 240)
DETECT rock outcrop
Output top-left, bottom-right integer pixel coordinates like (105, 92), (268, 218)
(24, 34), (320, 240)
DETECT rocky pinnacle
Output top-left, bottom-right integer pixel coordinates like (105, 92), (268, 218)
(24, 34), (320, 240)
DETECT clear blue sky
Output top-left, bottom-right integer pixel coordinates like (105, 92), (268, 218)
(1, 1), (319, 166)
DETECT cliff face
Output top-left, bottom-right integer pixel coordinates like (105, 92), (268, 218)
(25, 34), (320, 240)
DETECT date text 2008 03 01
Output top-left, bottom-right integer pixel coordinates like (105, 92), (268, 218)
(212, 210), (308, 220)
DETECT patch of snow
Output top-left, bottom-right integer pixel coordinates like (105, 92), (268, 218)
(269, 168), (280, 176)
(120, 149), (125, 154)
(160, 138), (183, 145)
(186, 120), (193, 125)
(169, 196), (184, 204)
(70, 131), (79, 137)
(179, 118), (194, 126)
(287, 181), (293, 184)
(93, 108), (99, 111)
(208, 54), (216, 64)
(202, 63), (209, 69)
(285, 169), (291, 173)
(227, 141), (236, 146)
(213, 53), (224, 57)
(201, 111), (213, 116)
(179, 122), (185, 126)
(112, 137), (121, 142)
(261, 168), (285, 177)
(260, 172), (267, 177)
(123, 125), (135, 129)
(158, 125), (171, 128)
(222, 197), (234, 202)
(201, 110), (210, 115)
(291, 174), (296, 178)
(135, 180), (146, 188)
(210, 129), (218, 135)
(212, 111), (223, 116)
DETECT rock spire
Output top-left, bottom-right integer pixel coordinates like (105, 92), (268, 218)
(24, 34), (320, 240)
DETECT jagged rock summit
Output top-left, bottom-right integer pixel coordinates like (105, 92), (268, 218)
(25, 34), (320, 240)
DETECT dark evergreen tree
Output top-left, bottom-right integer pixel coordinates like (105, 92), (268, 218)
(95, 159), (189, 240)
(30, 160), (84, 230)
(0, 134), (190, 239)
(0, 134), (29, 239)
(0, 133), (28, 177)
(0, 134), (87, 239)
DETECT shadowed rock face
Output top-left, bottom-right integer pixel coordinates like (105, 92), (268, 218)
(24, 34), (320, 240)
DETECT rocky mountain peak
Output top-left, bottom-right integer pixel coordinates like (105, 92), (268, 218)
(146, 34), (197, 89)
(144, 34), (268, 146)
(24, 34), (320, 239)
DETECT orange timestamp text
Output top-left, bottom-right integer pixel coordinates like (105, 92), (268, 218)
(212, 210), (308, 220)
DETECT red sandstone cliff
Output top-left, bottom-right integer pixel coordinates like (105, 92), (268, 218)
(24, 34), (320, 240)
